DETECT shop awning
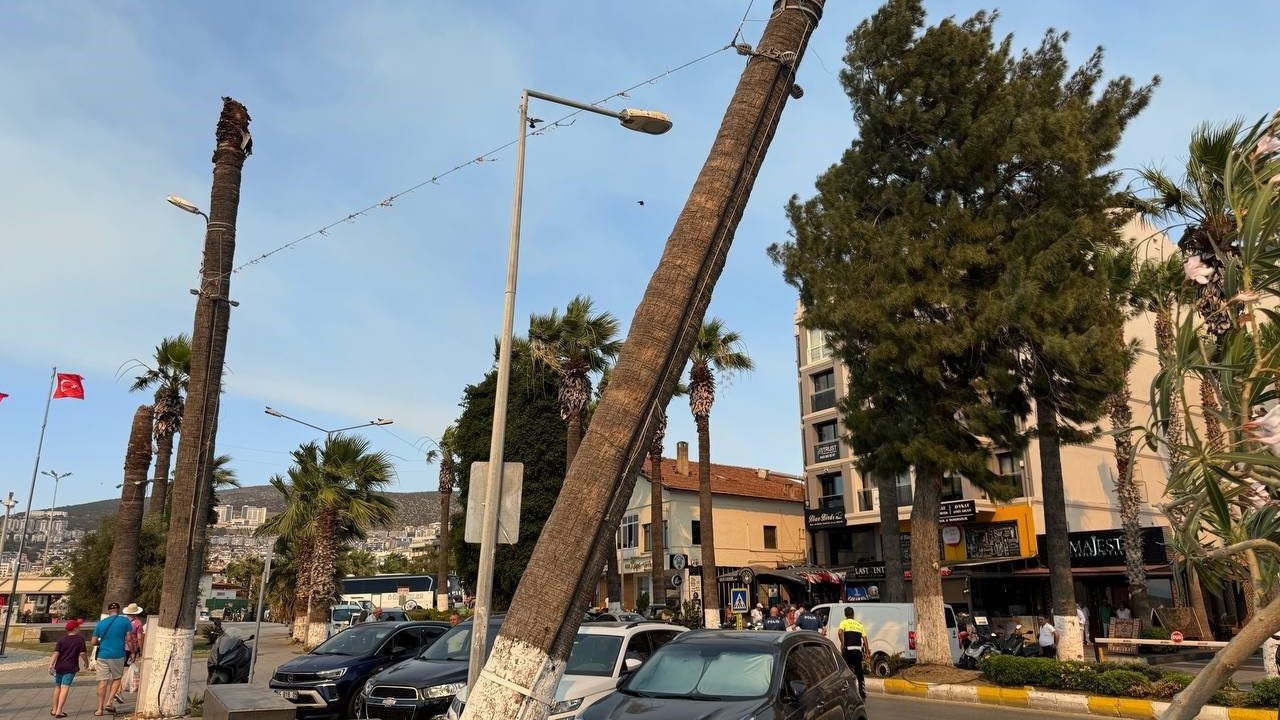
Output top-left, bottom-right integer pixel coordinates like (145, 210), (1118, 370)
(1010, 564), (1171, 577)
(716, 566), (845, 585)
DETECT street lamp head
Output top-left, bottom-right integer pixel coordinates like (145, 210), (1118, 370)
(264, 407), (283, 418)
(372, 418), (394, 427)
(166, 194), (204, 215)
(618, 109), (673, 135)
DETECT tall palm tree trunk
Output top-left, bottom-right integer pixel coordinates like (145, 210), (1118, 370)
(696, 414), (719, 629)
(140, 97), (250, 718)
(566, 413), (584, 470)
(460, 5), (824, 717)
(104, 405), (154, 609)
(293, 538), (313, 643)
(148, 431), (175, 517)
(1109, 329), (1149, 623)
(437, 485), (452, 610)
(306, 509), (339, 649)
(876, 470), (905, 603)
(648, 414), (667, 610)
(911, 473), (950, 665)
(1036, 396), (1083, 660)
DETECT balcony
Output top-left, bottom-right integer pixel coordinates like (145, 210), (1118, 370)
(855, 488), (875, 513)
(810, 388), (837, 414)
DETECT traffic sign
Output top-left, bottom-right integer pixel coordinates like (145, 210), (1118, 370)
(730, 587), (749, 614)
(1171, 630), (1184, 644)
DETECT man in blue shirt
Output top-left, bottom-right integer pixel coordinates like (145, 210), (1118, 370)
(93, 602), (131, 716)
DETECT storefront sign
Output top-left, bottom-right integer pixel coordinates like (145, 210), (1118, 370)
(942, 526), (962, 545)
(805, 507), (846, 530)
(848, 563), (885, 580)
(1036, 527), (1167, 567)
(939, 500), (977, 523)
(815, 440), (840, 462)
(965, 522), (1021, 560)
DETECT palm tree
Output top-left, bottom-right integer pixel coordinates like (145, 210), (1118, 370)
(429, 425), (460, 610)
(259, 466), (317, 643)
(529, 295), (622, 466)
(282, 436), (396, 648)
(103, 405), (154, 609)
(688, 318), (755, 628)
(146, 98), (251, 718)
(130, 335), (191, 517)
(647, 385), (686, 611)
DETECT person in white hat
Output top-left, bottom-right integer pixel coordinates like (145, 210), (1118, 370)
(122, 603), (146, 667)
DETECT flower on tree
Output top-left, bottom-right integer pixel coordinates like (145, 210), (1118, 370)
(1255, 135), (1280, 157)
(1183, 255), (1215, 285)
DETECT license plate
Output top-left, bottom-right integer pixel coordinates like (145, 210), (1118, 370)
(279, 690), (299, 700)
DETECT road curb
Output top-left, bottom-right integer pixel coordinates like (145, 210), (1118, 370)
(866, 679), (1278, 720)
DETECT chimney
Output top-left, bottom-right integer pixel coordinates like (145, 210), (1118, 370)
(676, 441), (689, 476)
(756, 468), (768, 480)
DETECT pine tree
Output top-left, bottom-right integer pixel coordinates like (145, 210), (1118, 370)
(772, 0), (1153, 664)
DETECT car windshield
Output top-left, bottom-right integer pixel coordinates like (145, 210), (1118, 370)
(330, 608), (360, 623)
(623, 645), (774, 700)
(564, 635), (624, 677)
(420, 623), (499, 661)
(312, 625), (392, 656)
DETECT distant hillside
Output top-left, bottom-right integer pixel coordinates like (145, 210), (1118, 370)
(57, 485), (442, 532)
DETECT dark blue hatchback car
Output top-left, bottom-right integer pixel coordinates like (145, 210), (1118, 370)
(270, 620), (450, 719)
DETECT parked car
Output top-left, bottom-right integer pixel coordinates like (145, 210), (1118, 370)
(585, 611), (647, 623)
(446, 621), (687, 720)
(582, 629), (867, 720)
(358, 608), (410, 623)
(360, 615), (504, 720)
(328, 602), (366, 637)
(269, 620), (449, 719)
(811, 601), (962, 673)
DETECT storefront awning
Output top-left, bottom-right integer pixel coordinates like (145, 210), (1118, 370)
(1010, 563), (1171, 577)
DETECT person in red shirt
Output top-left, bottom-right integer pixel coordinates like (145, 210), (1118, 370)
(49, 619), (88, 718)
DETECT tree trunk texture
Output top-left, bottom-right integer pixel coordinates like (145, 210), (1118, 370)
(148, 430), (174, 517)
(292, 536), (314, 643)
(566, 412), (583, 471)
(911, 473), (951, 665)
(138, 626), (194, 718)
(876, 470), (905, 603)
(1109, 355), (1150, 623)
(459, 5), (824, 717)
(104, 405), (154, 610)
(1200, 377), (1223, 449)
(141, 97), (250, 718)
(1036, 397), (1083, 660)
(438, 487), (452, 610)
(1160, 591), (1280, 720)
(1155, 303), (1184, 465)
(1187, 565), (1212, 640)
(696, 413), (719, 630)
(649, 439), (667, 608)
(306, 509), (338, 650)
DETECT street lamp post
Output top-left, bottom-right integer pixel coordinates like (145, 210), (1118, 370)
(263, 407), (393, 439)
(0, 493), (16, 577)
(248, 536), (276, 683)
(40, 470), (71, 569)
(468, 89), (671, 691)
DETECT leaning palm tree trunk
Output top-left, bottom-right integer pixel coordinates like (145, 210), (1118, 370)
(139, 97), (250, 718)
(460, 5), (824, 718)
(104, 405), (154, 609)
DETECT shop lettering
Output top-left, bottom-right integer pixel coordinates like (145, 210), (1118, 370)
(1069, 535), (1125, 559)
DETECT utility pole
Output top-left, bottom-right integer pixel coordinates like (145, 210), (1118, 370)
(138, 98), (251, 719)
(460, 3), (824, 718)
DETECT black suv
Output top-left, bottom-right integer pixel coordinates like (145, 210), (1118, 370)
(361, 615), (502, 720)
(270, 620), (450, 718)
(582, 630), (868, 720)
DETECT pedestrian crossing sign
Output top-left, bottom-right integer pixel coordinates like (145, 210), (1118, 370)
(730, 588), (749, 614)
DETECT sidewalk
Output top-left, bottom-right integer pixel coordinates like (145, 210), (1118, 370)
(0, 622), (302, 719)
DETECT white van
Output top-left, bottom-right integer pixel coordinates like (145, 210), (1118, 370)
(811, 602), (961, 674)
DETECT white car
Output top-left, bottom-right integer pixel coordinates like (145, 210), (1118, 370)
(446, 621), (686, 720)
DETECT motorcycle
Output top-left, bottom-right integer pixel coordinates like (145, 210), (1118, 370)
(998, 624), (1040, 657)
(956, 631), (1001, 669)
(208, 632), (255, 684)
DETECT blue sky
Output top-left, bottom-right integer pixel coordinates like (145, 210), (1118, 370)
(0, 1), (1273, 508)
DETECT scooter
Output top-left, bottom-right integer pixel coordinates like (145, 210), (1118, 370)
(956, 631), (1001, 669)
(208, 632), (255, 684)
(999, 625), (1038, 657)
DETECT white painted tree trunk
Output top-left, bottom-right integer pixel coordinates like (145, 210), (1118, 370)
(306, 621), (329, 650)
(704, 609), (721, 630)
(293, 614), (307, 644)
(1263, 635), (1278, 679)
(460, 635), (564, 720)
(1054, 614), (1084, 661)
(135, 625), (194, 718)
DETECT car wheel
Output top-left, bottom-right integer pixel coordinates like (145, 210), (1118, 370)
(872, 653), (892, 677)
(346, 689), (363, 719)
(405, 600), (419, 610)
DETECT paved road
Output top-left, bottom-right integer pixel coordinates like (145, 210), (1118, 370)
(869, 693), (1105, 720)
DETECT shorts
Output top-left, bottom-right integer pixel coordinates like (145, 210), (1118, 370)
(54, 672), (76, 686)
(96, 657), (125, 682)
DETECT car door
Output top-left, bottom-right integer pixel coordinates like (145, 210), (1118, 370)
(779, 641), (848, 720)
(944, 606), (960, 663)
(619, 631), (654, 675)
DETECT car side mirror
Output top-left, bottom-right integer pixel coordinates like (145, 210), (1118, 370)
(788, 680), (807, 699)
(623, 657), (642, 674)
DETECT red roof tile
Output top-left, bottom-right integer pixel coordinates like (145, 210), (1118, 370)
(641, 457), (804, 504)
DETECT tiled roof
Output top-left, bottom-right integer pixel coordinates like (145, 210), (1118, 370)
(641, 457), (805, 504)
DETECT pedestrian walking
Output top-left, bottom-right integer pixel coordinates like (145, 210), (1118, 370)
(796, 605), (824, 632)
(92, 601), (132, 716)
(762, 606), (787, 630)
(1038, 616), (1057, 658)
(49, 618), (88, 718)
(750, 603), (764, 628)
(1078, 604), (1091, 644)
(838, 608), (867, 699)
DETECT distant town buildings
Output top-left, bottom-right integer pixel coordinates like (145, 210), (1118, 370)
(213, 504), (270, 528)
(2, 510), (68, 545)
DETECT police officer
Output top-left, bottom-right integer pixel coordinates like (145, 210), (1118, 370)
(796, 605), (823, 632)
(838, 607), (867, 699)
(762, 606), (787, 630)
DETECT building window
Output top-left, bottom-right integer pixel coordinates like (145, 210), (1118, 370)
(813, 420), (840, 463)
(818, 472), (844, 509)
(620, 514), (639, 550)
(807, 327), (833, 363)
(691, 520), (701, 546)
(995, 452), (1025, 499)
(895, 469), (913, 507)
(811, 369), (836, 413)
(941, 472), (964, 502)
(764, 525), (778, 550)
(643, 523), (651, 552)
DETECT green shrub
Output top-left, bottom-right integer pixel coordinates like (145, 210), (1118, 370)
(1244, 678), (1280, 708)
(1095, 669), (1153, 698)
(1053, 660), (1101, 692)
(1150, 673), (1194, 700)
(980, 655), (1060, 687)
(407, 607), (471, 622)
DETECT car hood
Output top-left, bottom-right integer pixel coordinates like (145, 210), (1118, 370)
(369, 657), (468, 688)
(557, 674), (620, 703)
(584, 693), (763, 720)
(276, 653), (363, 673)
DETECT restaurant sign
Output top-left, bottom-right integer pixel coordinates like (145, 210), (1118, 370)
(939, 499), (977, 523)
(1036, 527), (1167, 567)
(806, 507), (847, 530)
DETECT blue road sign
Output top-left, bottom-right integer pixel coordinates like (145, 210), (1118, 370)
(730, 587), (749, 614)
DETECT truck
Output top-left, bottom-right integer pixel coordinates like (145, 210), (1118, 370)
(811, 601), (962, 675)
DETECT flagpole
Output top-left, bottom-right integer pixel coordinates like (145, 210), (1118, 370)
(0, 366), (56, 657)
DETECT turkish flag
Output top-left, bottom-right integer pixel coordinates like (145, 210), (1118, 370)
(53, 373), (84, 399)
(0, 392), (7, 403)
